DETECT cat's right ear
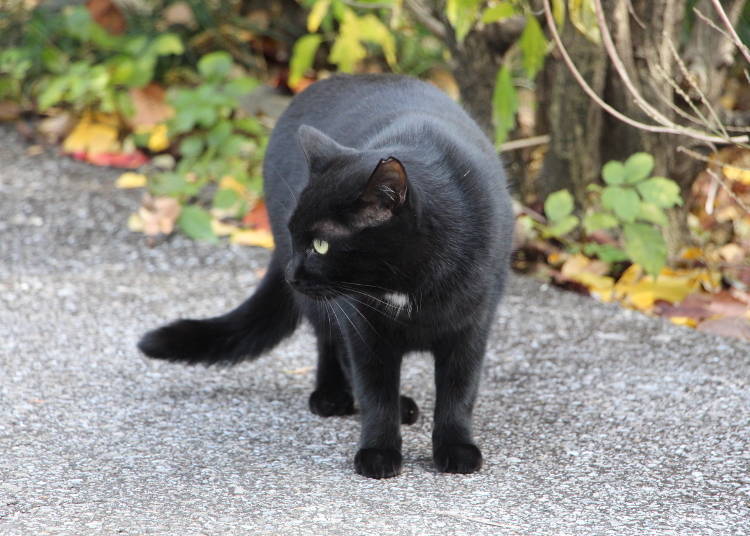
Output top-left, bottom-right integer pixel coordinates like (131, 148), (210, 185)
(297, 125), (353, 172)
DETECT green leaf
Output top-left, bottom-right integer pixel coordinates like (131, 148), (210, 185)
(289, 34), (323, 87)
(213, 188), (240, 209)
(636, 177), (683, 208)
(583, 211), (618, 233)
(623, 152), (654, 183)
(446, 0), (482, 43)
(492, 64), (517, 146)
(601, 186), (640, 223)
(569, 0), (600, 43)
(636, 202), (667, 225)
(150, 172), (189, 197)
(481, 2), (516, 23)
(198, 52), (233, 81)
(307, 0), (331, 32)
(151, 33), (184, 55)
(37, 76), (68, 110)
(623, 222), (667, 276)
(356, 14), (397, 68)
(179, 136), (204, 158)
(545, 214), (579, 237)
(602, 160), (625, 185)
(207, 120), (232, 148)
(225, 76), (259, 98)
(583, 243), (629, 263)
(552, 0), (566, 27)
(178, 205), (217, 242)
(544, 189), (575, 222)
(519, 15), (547, 80)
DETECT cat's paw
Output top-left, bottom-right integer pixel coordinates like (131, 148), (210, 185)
(433, 443), (483, 474)
(309, 389), (355, 417)
(400, 395), (419, 425)
(354, 448), (403, 479)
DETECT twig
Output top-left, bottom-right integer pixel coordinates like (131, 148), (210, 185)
(593, 0), (692, 130)
(438, 511), (527, 533)
(403, 0), (447, 39)
(500, 135), (550, 152)
(677, 145), (750, 173)
(665, 37), (728, 138)
(706, 168), (750, 215)
(541, 0), (749, 144)
(693, 7), (734, 42)
(709, 0), (750, 65)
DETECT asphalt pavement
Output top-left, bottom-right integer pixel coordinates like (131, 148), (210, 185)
(1, 125), (749, 535)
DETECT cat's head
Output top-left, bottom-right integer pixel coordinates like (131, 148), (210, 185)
(285, 125), (419, 299)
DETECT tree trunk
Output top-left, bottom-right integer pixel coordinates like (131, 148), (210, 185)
(534, 13), (609, 206)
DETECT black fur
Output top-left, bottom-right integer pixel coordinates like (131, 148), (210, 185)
(138, 74), (513, 478)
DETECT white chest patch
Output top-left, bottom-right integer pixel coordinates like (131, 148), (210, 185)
(384, 292), (411, 316)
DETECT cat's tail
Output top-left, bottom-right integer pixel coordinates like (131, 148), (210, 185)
(137, 256), (300, 366)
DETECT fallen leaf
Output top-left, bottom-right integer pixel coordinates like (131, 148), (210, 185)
(162, 1), (196, 27)
(242, 200), (271, 232)
(116, 172), (147, 189)
(697, 316), (750, 341)
(26, 145), (44, 156)
(63, 114), (121, 155)
(38, 112), (75, 142)
(211, 219), (239, 236)
(230, 229), (274, 249)
(147, 123), (170, 152)
(670, 316), (698, 328)
(138, 195), (181, 236)
(86, 0), (126, 34)
(85, 150), (148, 168)
(128, 84), (173, 129)
(0, 101), (22, 121)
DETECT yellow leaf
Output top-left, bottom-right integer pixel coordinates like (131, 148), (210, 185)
(613, 264), (643, 299)
(219, 176), (247, 196)
(230, 229), (275, 249)
(670, 316), (698, 328)
(621, 274), (699, 311)
(307, 0), (331, 32)
(723, 165), (750, 185)
(127, 212), (144, 232)
(679, 247), (703, 260)
(116, 172), (147, 189)
(569, 0), (600, 44)
(63, 114), (120, 155)
(211, 219), (239, 236)
(148, 123), (170, 152)
(569, 272), (615, 302)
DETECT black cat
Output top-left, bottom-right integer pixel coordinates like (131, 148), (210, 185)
(138, 74), (513, 479)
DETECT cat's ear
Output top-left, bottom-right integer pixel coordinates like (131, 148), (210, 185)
(355, 157), (407, 226)
(297, 125), (353, 171)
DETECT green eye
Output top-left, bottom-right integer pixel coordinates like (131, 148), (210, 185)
(312, 238), (329, 255)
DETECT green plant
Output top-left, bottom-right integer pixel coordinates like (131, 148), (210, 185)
(541, 152), (683, 275)
(0, 6), (183, 115)
(148, 51), (266, 241)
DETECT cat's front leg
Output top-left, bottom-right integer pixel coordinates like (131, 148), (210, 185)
(431, 326), (488, 474)
(348, 337), (404, 479)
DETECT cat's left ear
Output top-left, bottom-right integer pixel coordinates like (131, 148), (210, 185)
(361, 157), (408, 211)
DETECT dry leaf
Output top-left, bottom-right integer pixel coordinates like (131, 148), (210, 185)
(116, 172), (147, 189)
(163, 1), (196, 27)
(128, 84), (173, 129)
(0, 101), (22, 121)
(147, 124), (170, 152)
(86, 0), (126, 34)
(697, 316), (750, 341)
(138, 195), (181, 236)
(211, 219), (239, 236)
(38, 112), (75, 143)
(230, 229), (274, 249)
(63, 114), (120, 155)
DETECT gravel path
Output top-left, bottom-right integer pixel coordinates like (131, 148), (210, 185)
(1, 126), (749, 535)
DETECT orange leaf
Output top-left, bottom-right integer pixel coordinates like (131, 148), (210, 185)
(128, 84), (173, 129)
(230, 229), (274, 249)
(86, 0), (126, 34)
(242, 200), (272, 232)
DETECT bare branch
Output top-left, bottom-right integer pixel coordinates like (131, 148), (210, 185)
(541, 0), (749, 144)
(709, 0), (750, 65)
(403, 0), (447, 40)
(500, 135), (550, 152)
